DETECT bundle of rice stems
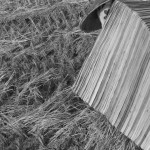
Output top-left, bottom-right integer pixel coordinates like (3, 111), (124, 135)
(72, 0), (150, 150)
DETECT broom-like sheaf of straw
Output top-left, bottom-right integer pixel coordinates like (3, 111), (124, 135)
(72, 0), (150, 149)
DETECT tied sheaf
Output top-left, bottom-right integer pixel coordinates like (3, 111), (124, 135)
(72, 0), (150, 150)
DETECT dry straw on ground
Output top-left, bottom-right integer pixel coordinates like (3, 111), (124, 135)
(0, 0), (143, 150)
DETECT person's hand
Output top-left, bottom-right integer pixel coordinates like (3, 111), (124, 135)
(97, 3), (111, 27)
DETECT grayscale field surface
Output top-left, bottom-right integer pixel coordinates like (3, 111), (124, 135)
(0, 0), (147, 150)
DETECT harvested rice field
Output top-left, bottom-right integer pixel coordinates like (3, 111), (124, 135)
(0, 0), (144, 150)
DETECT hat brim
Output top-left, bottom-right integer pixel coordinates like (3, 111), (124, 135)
(80, 0), (110, 33)
(80, 8), (102, 33)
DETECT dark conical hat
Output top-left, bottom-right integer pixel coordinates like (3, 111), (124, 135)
(80, 0), (114, 33)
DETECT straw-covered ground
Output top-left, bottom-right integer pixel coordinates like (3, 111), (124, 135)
(0, 0), (143, 150)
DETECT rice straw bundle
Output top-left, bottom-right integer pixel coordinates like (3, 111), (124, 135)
(72, 0), (150, 149)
